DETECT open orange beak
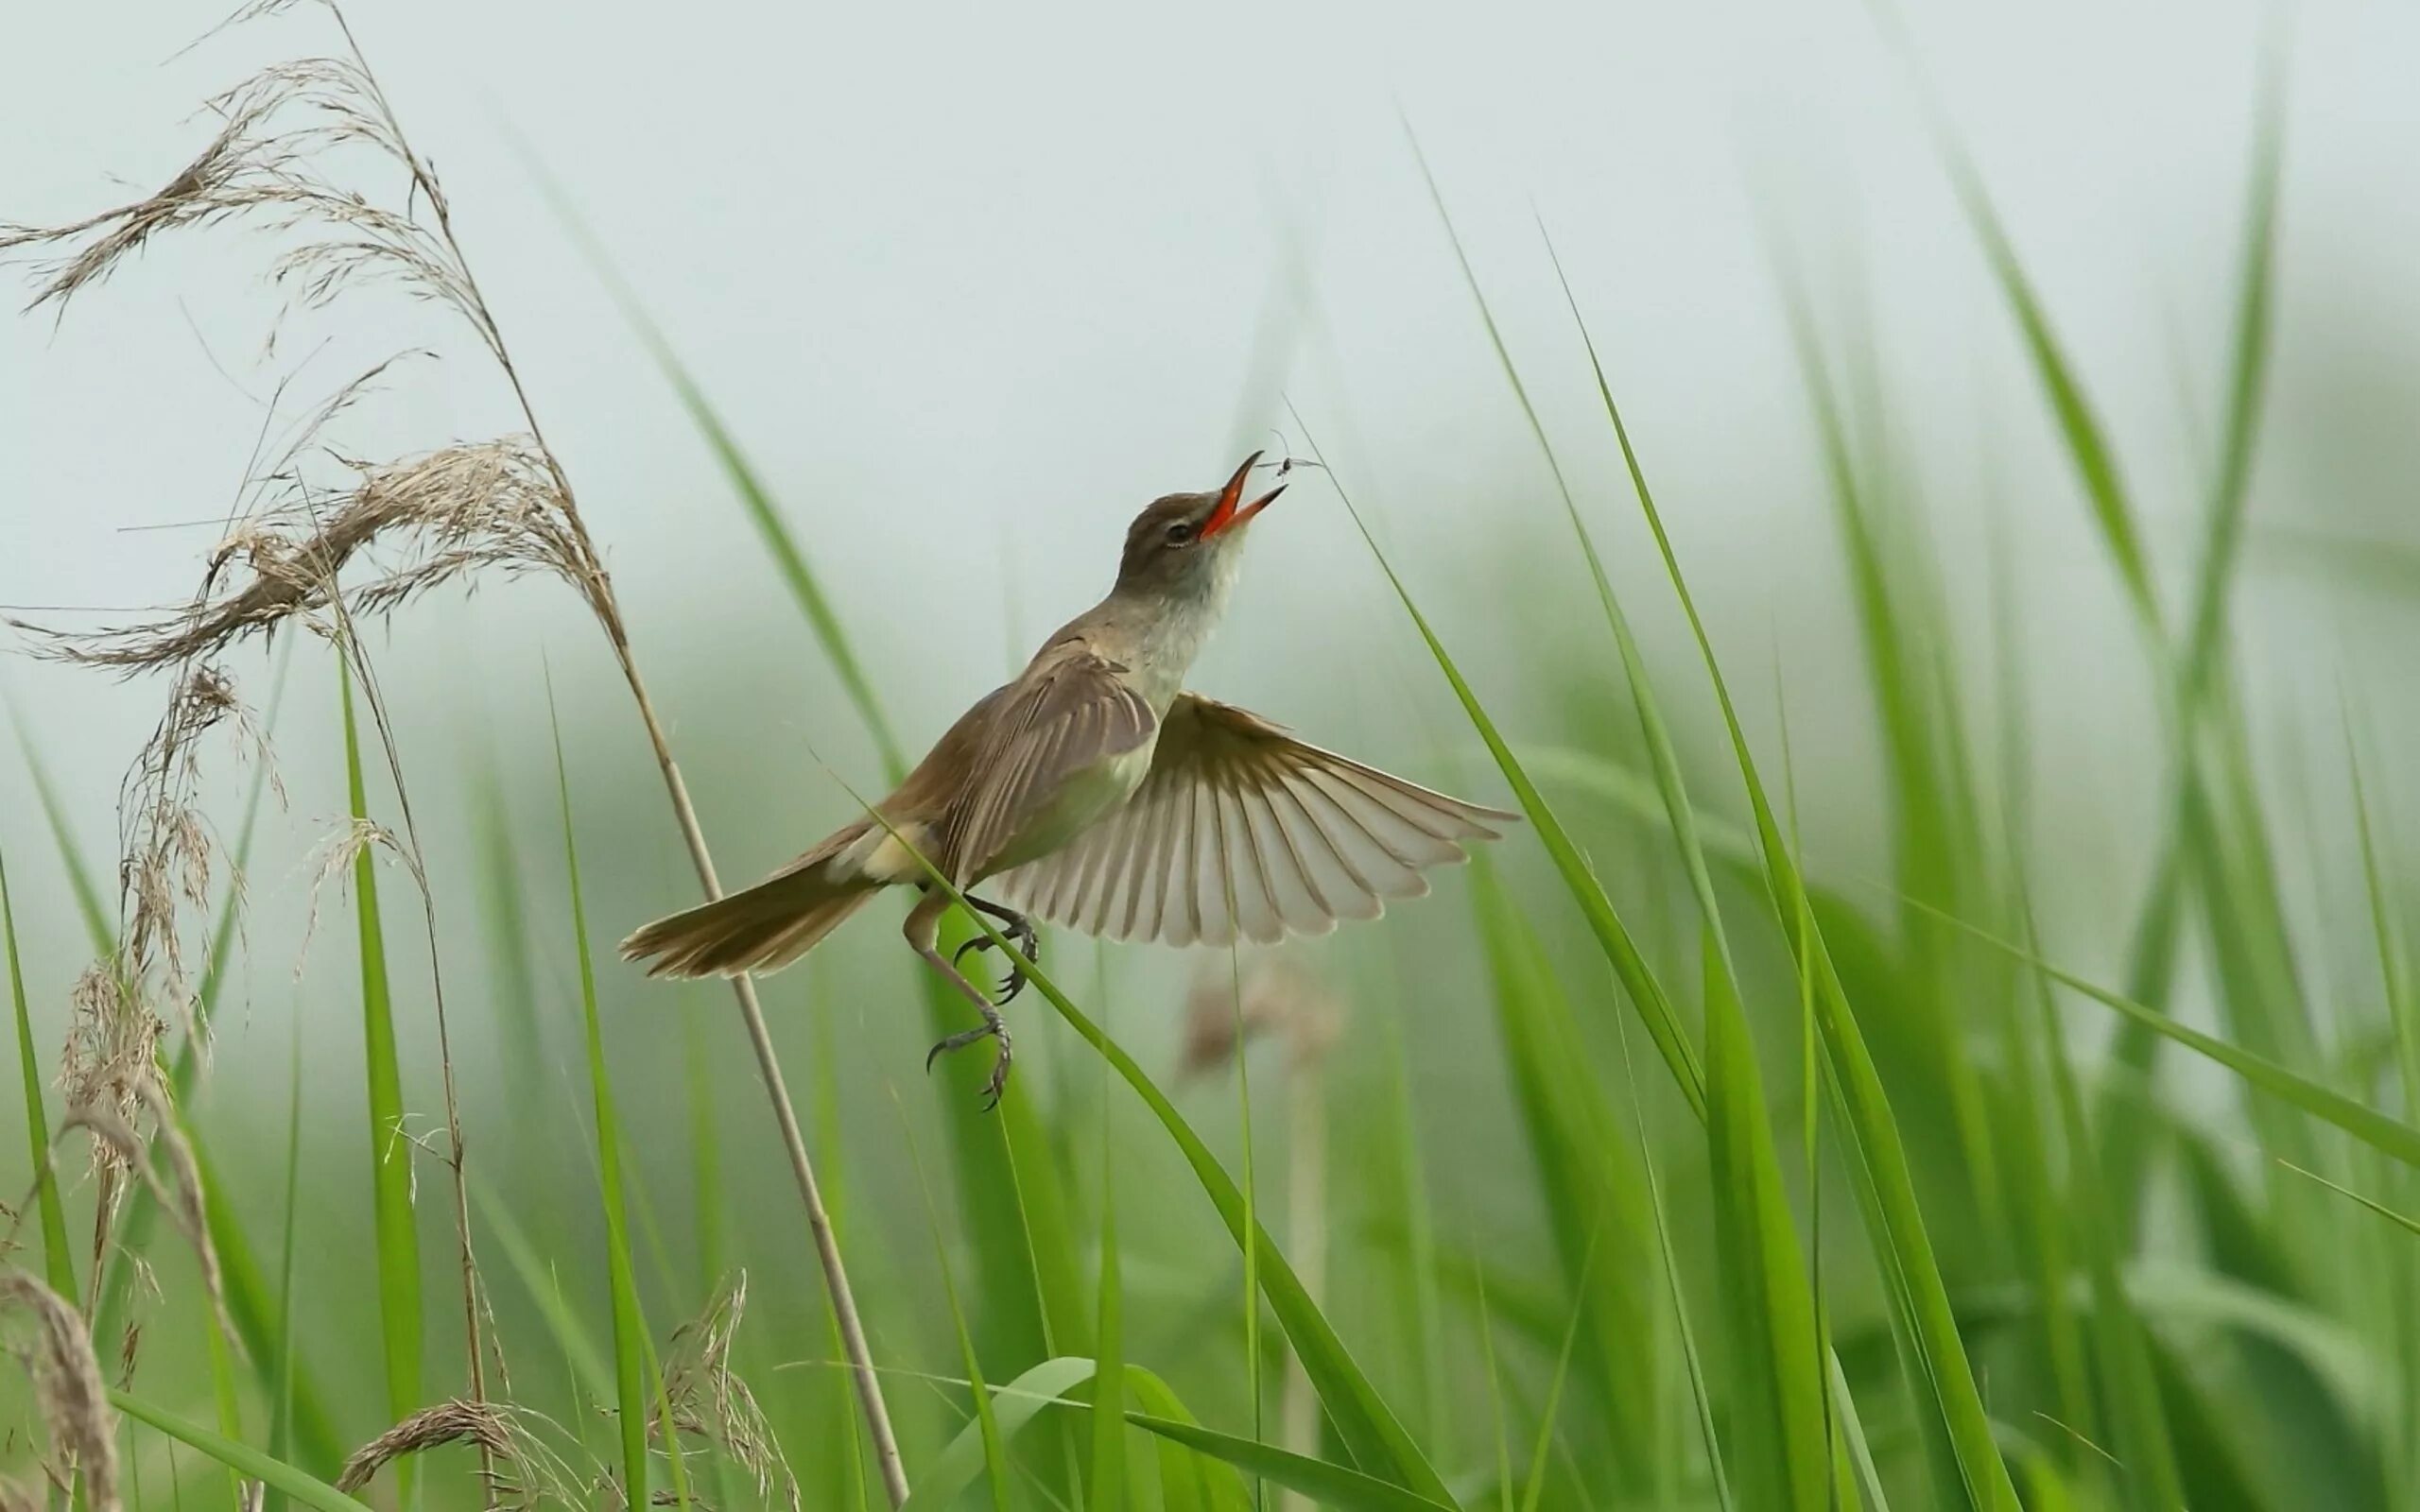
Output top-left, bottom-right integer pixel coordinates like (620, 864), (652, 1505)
(1200, 450), (1286, 541)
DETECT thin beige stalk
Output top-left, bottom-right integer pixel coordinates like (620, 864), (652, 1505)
(317, 11), (910, 1499)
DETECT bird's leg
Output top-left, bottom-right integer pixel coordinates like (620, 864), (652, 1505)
(952, 893), (1040, 1004)
(906, 889), (1013, 1108)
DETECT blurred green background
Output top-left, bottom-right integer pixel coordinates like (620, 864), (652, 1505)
(7, 1), (2420, 1508)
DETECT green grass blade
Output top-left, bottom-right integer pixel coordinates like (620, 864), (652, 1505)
(853, 801), (1453, 1503)
(1, 845), (76, 1299)
(903, 1357), (1096, 1512)
(1543, 321), (2020, 1508)
(548, 690), (655, 1508)
(1515, 1238), (1599, 1512)
(1226, 956), (1266, 1509)
(1701, 931), (1832, 1512)
(1126, 1418), (1457, 1512)
(111, 1391), (372, 1512)
(907, 1356), (1444, 1512)
(903, 1107), (1011, 1512)
(2017, 902), (2187, 1509)
(268, 1016), (304, 1512)
(339, 658), (423, 1490)
(471, 1178), (614, 1405)
(1089, 1078), (1128, 1510)
(2277, 1160), (2420, 1239)
(1468, 868), (1657, 1473)
(11, 720), (114, 953)
(1915, 902), (2420, 1169)
(1613, 1013), (1735, 1512)
(1299, 432), (1705, 1122)
(2173, 68), (2286, 715)
(1939, 148), (2159, 633)
(2347, 731), (2420, 1126)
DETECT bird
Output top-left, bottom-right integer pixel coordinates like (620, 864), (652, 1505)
(620, 453), (1516, 1105)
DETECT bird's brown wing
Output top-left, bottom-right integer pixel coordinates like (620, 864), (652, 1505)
(939, 651), (1158, 884)
(996, 693), (1516, 947)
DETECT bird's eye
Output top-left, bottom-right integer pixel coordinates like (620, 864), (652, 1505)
(1165, 522), (1195, 546)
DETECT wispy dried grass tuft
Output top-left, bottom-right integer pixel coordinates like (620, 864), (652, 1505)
(334, 1398), (583, 1507)
(0, 1270), (122, 1511)
(14, 436), (599, 679)
(1, 24), (478, 347)
(652, 1273), (798, 1511)
(57, 1096), (237, 1356)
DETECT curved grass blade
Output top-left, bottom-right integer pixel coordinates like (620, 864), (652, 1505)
(1468, 867), (1657, 1472)
(111, 1390), (372, 1512)
(1089, 1081), (1128, 1510)
(901, 1102), (1011, 1512)
(10, 719), (114, 952)
(1700, 931), (1831, 1512)
(2015, 898), (2186, 1509)
(1545, 299), (2021, 1509)
(340, 658), (424, 1494)
(1919, 902), (2420, 1170)
(268, 1016), (305, 1512)
(548, 690), (655, 1507)
(1128, 1418), (1457, 1512)
(1294, 429), (1705, 1123)
(909, 1357), (1443, 1512)
(844, 794), (1452, 1504)
(0, 845), (76, 1298)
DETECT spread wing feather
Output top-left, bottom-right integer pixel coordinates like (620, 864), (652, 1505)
(997, 694), (1515, 947)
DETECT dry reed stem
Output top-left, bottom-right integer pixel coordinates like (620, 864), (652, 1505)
(1, 2), (908, 1498)
(0, 1271), (121, 1511)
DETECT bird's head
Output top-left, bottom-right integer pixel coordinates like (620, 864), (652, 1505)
(1114, 452), (1286, 603)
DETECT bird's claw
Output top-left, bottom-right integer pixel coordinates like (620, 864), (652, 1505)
(925, 1017), (1014, 1110)
(952, 919), (1039, 1005)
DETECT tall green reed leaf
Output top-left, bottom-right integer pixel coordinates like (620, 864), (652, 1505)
(10, 721), (114, 952)
(1293, 415), (1705, 1121)
(0, 846), (75, 1299)
(1700, 932), (1832, 1512)
(2014, 899), (2187, 1509)
(112, 1391), (372, 1512)
(1542, 297), (2022, 1509)
(340, 658), (424, 1494)
(904, 1107), (1010, 1512)
(549, 691), (657, 1508)
(268, 1017), (305, 1512)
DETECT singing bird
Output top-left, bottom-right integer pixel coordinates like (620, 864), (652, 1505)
(620, 454), (1515, 1103)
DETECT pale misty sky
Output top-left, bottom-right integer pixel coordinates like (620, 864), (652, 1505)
(4, 0), (2416, 969)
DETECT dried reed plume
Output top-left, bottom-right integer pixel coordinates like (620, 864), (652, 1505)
(651, 1274), (799, 1511)
(334, 1399), (583, 1508)
(57, 1093), (237, 1357)
(0, 1271), (121, 1511)
(4, 1), (907, 1499)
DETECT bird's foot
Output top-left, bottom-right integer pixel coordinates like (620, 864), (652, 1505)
(952, 911), (1040, 1005)
(925, 1008), (1014, 1110)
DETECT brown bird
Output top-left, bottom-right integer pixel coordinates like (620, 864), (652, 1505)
(620, 454), (1515, 1103)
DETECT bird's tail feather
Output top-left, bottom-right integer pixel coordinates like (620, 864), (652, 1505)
(620, 820), (880, 979)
